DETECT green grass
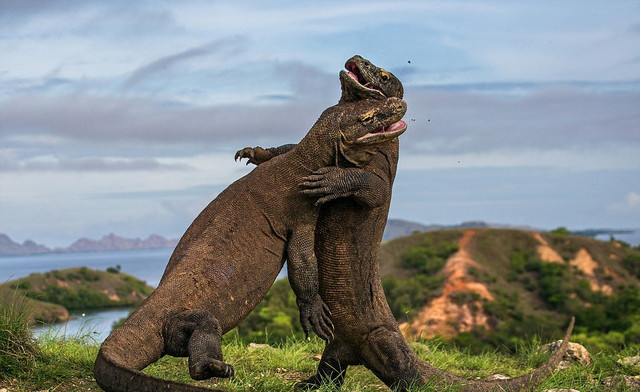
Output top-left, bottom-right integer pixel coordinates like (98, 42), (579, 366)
(2, 325), (638, 391)
(0, 290), (39, 379)
(4, 292), (638, 391)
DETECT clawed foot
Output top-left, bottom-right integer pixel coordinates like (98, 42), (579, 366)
(234, 146), (270, 165)
(190, 359), (235, 380)
(298, 296), (334, 342)
(300, 167), (354, 206)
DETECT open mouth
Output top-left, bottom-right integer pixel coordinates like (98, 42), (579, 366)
(345, 62), (384, 94)
(356, 120), (407, 143)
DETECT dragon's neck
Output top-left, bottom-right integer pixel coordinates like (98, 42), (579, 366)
(288, 110), (340, 171)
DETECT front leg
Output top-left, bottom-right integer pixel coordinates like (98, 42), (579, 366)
(234, 144), (296, 165)
(287, 224), (334, 341)
(301, 166), (390, 208)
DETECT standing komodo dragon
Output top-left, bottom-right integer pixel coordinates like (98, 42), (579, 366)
(93, 95), (408, 392)
(239, 55), (575, 392)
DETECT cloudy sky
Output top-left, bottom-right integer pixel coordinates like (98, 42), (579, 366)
(1, 1), (639, 247)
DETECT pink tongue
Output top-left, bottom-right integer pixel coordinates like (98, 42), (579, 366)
(387, 120), (406, 132)
(348, 71), (359, 81)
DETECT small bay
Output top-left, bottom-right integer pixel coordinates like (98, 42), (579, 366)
(32, 307), (132, 343)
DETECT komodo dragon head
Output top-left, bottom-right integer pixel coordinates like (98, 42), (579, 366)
(334, 97), (407, 167)
(340, 55), (404, 102)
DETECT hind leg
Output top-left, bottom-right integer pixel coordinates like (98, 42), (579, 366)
(163, 309), (235, 380)
(295, 337), (359, 390)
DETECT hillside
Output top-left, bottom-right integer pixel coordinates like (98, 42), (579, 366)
(379, 228), (640, 351)
(234, 228), (640, 353)
(0, 267), (154, 325)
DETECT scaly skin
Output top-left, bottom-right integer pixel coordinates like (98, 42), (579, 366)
(93, 95), (408, 392)
(243, 55), (575, 392)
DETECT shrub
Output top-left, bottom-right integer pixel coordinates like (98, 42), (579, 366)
(24, 285), (112, 310)
(622, 253), (640, 279)
(0, 291), (39, 378)
(382, 275), (444, 321)
(77, 267), (100, 282)
(235, 279), (303, 343)
(106, 266), (120, 274)
(400, 238), (458, 275)
(550, 227), (571, 236)
(10, 280), (30, 290)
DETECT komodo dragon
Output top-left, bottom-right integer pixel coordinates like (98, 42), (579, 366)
(93, 95), (408, 392)
(239, 55), (575, 392)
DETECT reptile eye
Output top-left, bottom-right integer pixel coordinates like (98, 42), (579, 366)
(360, 114), (374, 124)
(381, 70), (391, 82)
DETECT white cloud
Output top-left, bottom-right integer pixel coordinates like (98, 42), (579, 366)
(609, 192), (640, 212)
(1, 0), (639, 244)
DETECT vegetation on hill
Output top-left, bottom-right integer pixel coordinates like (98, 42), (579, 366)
(230, 229), (640, 354)
(0, 267), (153, 325)
(378, 229), (640, 353)
(233, 278), (305, 343)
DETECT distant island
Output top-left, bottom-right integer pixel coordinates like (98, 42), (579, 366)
(0, 266), (154, 325)
(0, 233), (178, 257)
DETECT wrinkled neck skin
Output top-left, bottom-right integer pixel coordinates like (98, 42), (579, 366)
(286, 105), (344, 171)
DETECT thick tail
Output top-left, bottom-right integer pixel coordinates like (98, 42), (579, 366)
(93, 320), (227, 392)
(417, 317), (575, 392)
(94, 349), (225, 392)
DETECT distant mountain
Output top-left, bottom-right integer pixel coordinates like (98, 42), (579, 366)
(0, 234), (50, 256)
(61, 233), (177, 253)
(0, 233), (178, 256)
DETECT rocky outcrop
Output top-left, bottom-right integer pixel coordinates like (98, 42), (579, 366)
(399, 230), (494, 339)
(570, 248), (613, 295)
(534, 232), (564, 264)
(542, 340), (592, 369)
